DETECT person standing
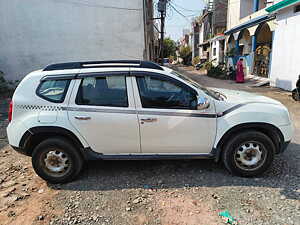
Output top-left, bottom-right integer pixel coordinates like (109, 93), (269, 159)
(236, 58), (245, 83)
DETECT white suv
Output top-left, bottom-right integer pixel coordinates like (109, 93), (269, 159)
(7, 60), (293, 183)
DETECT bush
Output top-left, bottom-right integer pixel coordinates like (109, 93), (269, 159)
(207, 65), (227, 79)
(0, 71), (9, 95)
(192, 56), (200, 66)
(0, 71), (19, 96)
(203, 61), (213, 71)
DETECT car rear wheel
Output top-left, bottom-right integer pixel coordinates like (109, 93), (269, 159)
(32, 137), (83, 184)
(222, 131), (275, 177)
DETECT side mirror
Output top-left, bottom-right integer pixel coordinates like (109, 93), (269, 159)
(197, 96), (210, 110)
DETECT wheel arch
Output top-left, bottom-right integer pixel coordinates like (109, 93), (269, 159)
(214, 122), (284, 162)
(19, 126), (87, 159)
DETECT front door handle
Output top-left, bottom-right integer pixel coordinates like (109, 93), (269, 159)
(140, 118), (158, 123)
(75, 116), (91, 120)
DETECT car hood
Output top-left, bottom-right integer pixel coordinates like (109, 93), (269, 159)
(210, 88), (282, 106)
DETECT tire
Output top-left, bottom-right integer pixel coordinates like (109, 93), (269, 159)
(222, 131), (275, 177)
(32, 137), (84, 184)
(292, 89), (300, 101)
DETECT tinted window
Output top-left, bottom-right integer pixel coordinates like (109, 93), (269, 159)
(37, 79), (70, 103)
(136, 76), (197, 110)
(76, 76), (128, 107)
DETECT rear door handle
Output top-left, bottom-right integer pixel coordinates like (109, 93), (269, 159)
(75, 116), (91, 120)
(140, 118), (158, 123)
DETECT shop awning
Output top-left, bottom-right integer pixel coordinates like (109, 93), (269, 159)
(224, 15), (274, 35)
(266, 0), (300, 13)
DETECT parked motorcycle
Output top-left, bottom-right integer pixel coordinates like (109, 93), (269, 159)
(292, 75), (300, 101)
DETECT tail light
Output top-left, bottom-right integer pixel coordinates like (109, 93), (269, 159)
(8, 100), (13, 122)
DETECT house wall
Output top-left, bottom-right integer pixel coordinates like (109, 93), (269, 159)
(211, 40), (220, 65)
(240, 0), (253, 19)
(227, 0), (270, 30)
(0, 0), (146, 81)
(227, 0), (241, 30)
(270, 6), (300, 91)
(213, 0), (228, 34)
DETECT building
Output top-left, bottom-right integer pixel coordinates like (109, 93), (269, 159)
(192, 0), (228, 65)
(180, 29), (191, 47)
(225, 0), (276, 77)
(267, 0), (300, 91)
(0, 0), (156, 81)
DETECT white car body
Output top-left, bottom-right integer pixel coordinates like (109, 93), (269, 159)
(7, 61), (293, 163)
(7, 61), (293, 182)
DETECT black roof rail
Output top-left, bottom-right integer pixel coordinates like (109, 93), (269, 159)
(43, 60), (164, 71)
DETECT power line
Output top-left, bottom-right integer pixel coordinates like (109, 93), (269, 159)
(169, 3), (190, 22)
(53, 0), (142, 11)
(169, 3), (200, 23)
(171, 2), (202, 13)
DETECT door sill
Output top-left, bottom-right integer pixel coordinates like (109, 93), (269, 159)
(83, 148), (214, 160)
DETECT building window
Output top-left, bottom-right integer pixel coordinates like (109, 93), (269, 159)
(294, 5), (300, 13)
(213, 48), (217, 56)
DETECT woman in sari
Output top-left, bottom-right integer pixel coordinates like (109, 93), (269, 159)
(236, 58), (245, 83)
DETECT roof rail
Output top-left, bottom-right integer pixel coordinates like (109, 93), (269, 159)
(43, 60), (164, 71)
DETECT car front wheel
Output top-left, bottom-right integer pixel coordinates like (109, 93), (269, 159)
(222, 131), (275, 177)
(32, 137), (84, 184)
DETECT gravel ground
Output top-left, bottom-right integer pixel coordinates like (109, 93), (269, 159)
(0, 69), (299, 225)
(0, 99), (9, 149)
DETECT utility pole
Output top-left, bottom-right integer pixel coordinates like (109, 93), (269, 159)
(158, 0), (167, 65)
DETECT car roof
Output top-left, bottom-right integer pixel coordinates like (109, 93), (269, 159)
(43, 60), (163, 71)
(36, 60), (174, 80)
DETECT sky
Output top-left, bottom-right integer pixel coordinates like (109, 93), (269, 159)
(162, 0), (206, 41)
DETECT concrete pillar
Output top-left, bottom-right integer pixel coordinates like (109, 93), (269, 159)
(251, 35), (257, 52)
(253, 0), (259, 12)
(268, 31), (275, 78)
(235, 39), (239, 56)
(250, 35), (257, 74)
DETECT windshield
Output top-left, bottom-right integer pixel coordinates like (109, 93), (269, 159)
(171, 70), (224, 100)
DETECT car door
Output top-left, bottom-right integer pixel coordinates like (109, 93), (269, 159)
(67, 71), (140, 154)
(132, 71), (217, 154)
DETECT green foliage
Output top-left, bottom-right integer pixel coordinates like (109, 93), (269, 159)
(163, 38), (177, 58)
(203, 61), (213, 71)
(192, 56), (200, 66)
(207, 64), (227, 79)
(0, 71), (19, 96)
(179, 46), (192, 65)
(0, 71), (9, 95)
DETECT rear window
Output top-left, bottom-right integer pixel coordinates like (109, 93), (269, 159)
(36, 80), (70, 103)
(76, 76), (128, 107)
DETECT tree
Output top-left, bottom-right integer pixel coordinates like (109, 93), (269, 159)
(163, 38), (176, 58)
(179, 46), (192, 65)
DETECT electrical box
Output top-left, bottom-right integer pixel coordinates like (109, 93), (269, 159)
(158, 0), (167, 12)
